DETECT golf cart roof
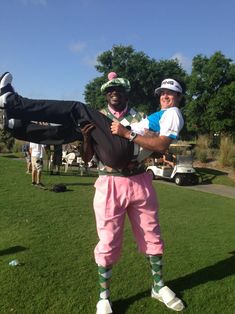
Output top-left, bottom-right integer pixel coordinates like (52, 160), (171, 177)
(170, 143), (193, 148)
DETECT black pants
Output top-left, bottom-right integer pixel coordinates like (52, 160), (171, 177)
(9, 120), (83, 145)
(7, 94), (134, 169)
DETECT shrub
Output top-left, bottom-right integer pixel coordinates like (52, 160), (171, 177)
(231, 157), (235, 173)
(12, 140), (23, 153)
(0, 142), (9, 153)
(219, 136), (234, 167)
(195, 135), (212, 163)
(0, 130), (15, 152)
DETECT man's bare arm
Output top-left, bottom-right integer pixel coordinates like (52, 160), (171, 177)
(111, 121), (172, 153)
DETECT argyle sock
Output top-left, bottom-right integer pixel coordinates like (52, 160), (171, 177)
(98, 265), (112, 300)
(148, 255), (164, 293)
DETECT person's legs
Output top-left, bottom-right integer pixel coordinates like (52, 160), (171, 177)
(25, 153), (31, 173)
(32, 171), (36, 185)
(127, 173), (165, 291)
(35, 158), (44, 186)
(127, 172), (185, 311)
(147, 255), (165, 293)
(0, 73), (134, 168)
(36, 170), (41, 184)
(127, 172), (164, 255)
(93, 176), (131, 313)
(52, 146), (62, 175)
(31, 157), (37, 185)
(96, 264), (113, 314)
(93, 176), (127, 266)
(26, 160), (31, 173)
(33, 159), (45, 187)
(97, 264), (112, 301)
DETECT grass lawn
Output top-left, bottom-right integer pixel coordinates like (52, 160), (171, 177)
(0, 156), (235, 314)
(196, 167), (235, 187)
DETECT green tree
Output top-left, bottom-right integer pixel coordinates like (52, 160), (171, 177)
(0, 130), (15, 152)
(84, 45), (187, 114)
(184, 51), (235, 136)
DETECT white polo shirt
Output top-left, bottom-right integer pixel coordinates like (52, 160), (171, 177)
(30, 143), (44, 159)
(131, 107), (184, 138)
(130, 107), (184, 162)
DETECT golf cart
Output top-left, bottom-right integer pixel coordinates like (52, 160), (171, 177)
(146, 144), (199, 185)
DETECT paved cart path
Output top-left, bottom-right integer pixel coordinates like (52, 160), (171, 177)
(156, 180), (235, 199)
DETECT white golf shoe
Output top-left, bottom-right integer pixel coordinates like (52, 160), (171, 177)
(96, 299), (113, 314)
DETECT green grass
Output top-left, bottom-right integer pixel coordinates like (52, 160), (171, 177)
(196, 167), (235, 187)
(0, 156), (235, 314)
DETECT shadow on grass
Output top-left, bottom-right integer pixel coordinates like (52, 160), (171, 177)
(113, 251), (235, 313)
(168, 251), (235, 292)
(44, 169), (98, 177)
(196, 167), (229, 184)
(65, 182), (95, 186)
(47, 187), (74, 193)
(0, 245), (28, 256)
(0, 154), (20, 159)
(113, 290), (150, 314)
(37, 182), (94, 192)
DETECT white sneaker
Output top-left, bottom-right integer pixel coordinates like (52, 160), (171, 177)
(0, 72), (14, 105)
(151, 286), (185, 311)
(0, 72), (14, 129)
(96, 299), (113, 314)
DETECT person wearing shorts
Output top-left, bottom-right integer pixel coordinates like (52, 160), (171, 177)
(30, 142), (45, 187)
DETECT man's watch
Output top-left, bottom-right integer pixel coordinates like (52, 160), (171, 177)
(129, 131), (138, 142)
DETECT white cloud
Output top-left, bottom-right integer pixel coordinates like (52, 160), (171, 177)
(69, 42), (98, 68)
(82, 54), (98, 68)
(171, 53), (192, 73)
(69, 42), (87, 53)
(18, 0), (47, 5)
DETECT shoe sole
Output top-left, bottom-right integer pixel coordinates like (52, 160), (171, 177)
(0, 72), (14, 129)
(0, 72), (13, 89)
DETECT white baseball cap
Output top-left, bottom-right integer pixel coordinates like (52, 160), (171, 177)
(154, 78), (183, 95)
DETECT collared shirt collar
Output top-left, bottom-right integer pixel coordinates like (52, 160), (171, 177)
(108, 105), (128, 119)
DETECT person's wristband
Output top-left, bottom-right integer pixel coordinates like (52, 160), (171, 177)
(129, 131), (138, 142)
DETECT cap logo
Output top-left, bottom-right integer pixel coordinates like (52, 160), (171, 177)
(154, 78), (183, 95)
(162, 79), (182, 92)
(163, 80), (174, 85)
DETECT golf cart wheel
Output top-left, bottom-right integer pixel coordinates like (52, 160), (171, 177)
(147, 169), (155, 180)
(174, 174), (184, 186)
(192, 175), (199, 185)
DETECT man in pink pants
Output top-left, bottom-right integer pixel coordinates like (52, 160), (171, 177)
(81, 73), (185, 314)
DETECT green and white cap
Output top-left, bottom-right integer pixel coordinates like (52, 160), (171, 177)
(101, 72), (131, 94)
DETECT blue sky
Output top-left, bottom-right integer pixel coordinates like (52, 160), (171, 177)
(1, 0), (234, 102)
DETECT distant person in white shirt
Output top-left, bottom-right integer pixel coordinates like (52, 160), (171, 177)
(29, 142), (45, 187)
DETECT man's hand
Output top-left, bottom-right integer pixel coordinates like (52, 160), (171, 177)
(80, 122), (95, 140)
(111, 121), (130, 139)
(80, 122), (95, 163)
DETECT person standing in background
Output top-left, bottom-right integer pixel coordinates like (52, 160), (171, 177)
(22, 142), (31, 174)
(51, 144), (62, 175)
(44, 144), (53, 173)
(29, 142), (45, 187)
